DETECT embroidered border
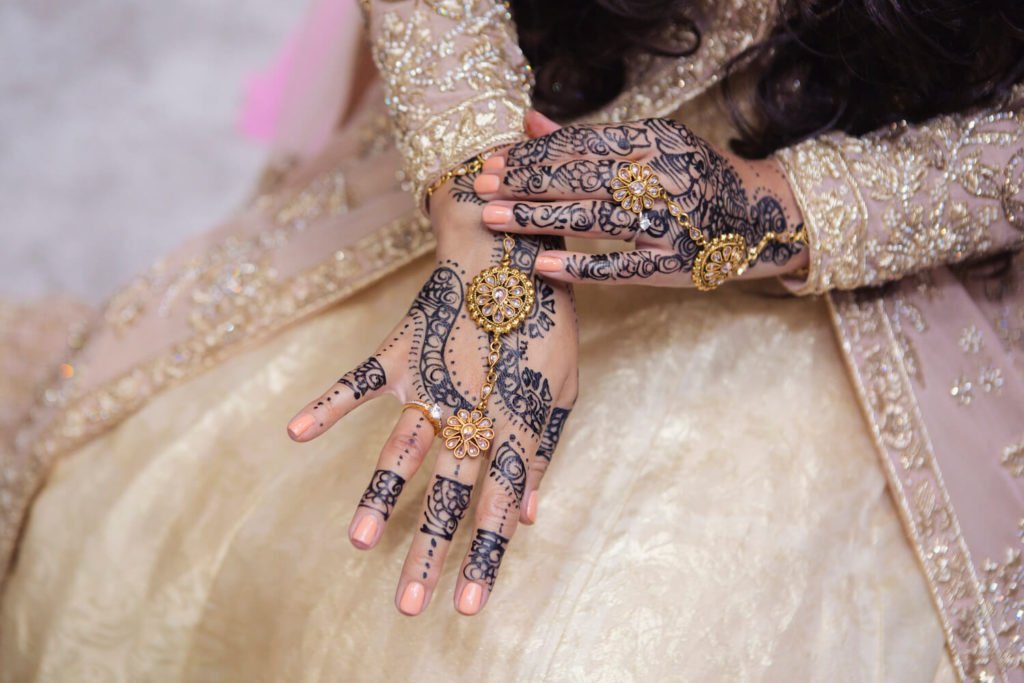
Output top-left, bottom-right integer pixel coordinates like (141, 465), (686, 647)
(828, 289), (1006, 681)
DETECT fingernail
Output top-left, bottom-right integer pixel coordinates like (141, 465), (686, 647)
(482, 204), (512, 226)
(352, 515), (378, 548)
(458, 582), (483, 615)
(287, 414), (316, 440)
(474, 174), (500, 195)
(534, 255), (562, 273)
(483, 156), (505, 172)
(526, 490), (538, 524)
(399, 581), (426, 616)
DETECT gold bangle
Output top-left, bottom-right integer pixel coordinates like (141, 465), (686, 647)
(402, 401), (443, 436)
(609, 162), (807, 291)
(424, 154), (487, 204)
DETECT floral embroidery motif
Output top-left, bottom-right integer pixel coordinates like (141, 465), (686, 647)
(1003, 438), (1024, 478)
(960, 325), (984, 354)
(369, 0), (532, 207)
(777, 100), (1024, 294)
(950, 375), (975, 406)
(830, 291), (1004, 681)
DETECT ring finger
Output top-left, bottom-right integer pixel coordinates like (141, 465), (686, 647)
(348, 406), (438, 550)
(481, 199), (640, 240)
(394, 415), (489, 616)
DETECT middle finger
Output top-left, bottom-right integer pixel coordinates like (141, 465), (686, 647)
(475, 158), (626, 203)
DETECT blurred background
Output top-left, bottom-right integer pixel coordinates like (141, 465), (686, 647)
(0, 0), (302, 304)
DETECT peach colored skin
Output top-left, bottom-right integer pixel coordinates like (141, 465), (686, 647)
(476, 112), (810, 284)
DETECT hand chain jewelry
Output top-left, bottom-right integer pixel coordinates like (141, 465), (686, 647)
(441, 235), (535, 459)
(610, 162), (807, 291)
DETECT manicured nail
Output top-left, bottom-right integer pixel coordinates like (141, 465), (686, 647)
(287, 414), (316, 440)
(474, 174), (500, 195)
(534, 255), (562, 273)
(525, 490), (538, 524)
(482, 204), (512, 226)
(458, 582), (483, 615)
(483, 156), (505, 172)
(399, 581), (426, 615)
(352, 515), (378, 548)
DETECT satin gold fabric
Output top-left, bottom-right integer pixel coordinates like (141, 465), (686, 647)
(1, 258), (953, 681)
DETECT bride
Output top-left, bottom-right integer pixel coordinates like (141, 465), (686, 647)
(2, 0), (1022, 680)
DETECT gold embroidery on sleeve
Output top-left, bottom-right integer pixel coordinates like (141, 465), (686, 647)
(368, 0), (532, 207)
(778, 107), (1024, 294)
(828, 290), (1009, 681)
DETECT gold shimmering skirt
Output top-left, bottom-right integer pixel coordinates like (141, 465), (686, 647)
(0, 256), (954, 681)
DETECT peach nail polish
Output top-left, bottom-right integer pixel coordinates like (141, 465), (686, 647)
(483, 155), (505, 172)
(458, 582), (483, 615)
(474, 174), (500, 195)
(525, 490), (538, 524)
(399, 581), (426, 615)
(287, 414), (316, 439)
(534, 255), (562, 273)
(482, 204), (512, 226)
(352, 515), (378, 548)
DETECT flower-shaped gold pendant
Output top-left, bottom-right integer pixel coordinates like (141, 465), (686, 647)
(467, 265), (535, 335)
(442, 409), (495, 459)
(692, 233), (750, 291)
(610, 163), (663, 214)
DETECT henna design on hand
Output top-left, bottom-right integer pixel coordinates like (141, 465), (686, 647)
(502, 118), (804, 280)
(511, 201), (636, 238)
(507, 124), (652, 166)
(358, 469), (406, 521)
(407, 267), (474, 411)
(504, 159), (618, 197)
(420, 475), (473, 541)
(463, 529), (509, 591)
(338, 357), (387, 399)
(562, 251), (685, 281)
(451, 173), (485, 206)
(488, 436), (527, 505)
(536, 407), (571, 463)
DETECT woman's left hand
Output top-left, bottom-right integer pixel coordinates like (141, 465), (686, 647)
(473, 112), (809, 287)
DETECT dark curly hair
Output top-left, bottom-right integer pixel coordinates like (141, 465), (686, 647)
(510, 0), (1024, 157)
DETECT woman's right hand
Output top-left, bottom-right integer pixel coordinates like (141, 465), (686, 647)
(286, 171), (578, 617)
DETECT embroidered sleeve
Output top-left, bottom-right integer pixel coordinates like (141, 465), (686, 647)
(774, 91), (1024, 294)
(363, 0), (533, 209)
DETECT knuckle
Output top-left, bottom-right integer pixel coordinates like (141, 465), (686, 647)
(475, 492), (518, 531)
(383, 429), (423, 457)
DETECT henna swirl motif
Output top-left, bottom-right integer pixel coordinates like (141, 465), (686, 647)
(420, 475), (473, 541)
(407, 267), (473, 411)
(358, 469), (406, 521)
(338, 357), (386, 400)
(462, 529), (509, 590)
(488, 438), (527, 504)
(536, 407), (571, 463)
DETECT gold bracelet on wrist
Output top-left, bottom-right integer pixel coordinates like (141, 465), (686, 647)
(610, 162), (807, 291)
(424, 154), (488, 209)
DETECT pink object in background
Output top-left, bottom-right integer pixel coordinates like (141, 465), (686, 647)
(238, 0), (362, 159)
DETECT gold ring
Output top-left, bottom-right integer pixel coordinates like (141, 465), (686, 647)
(402, 401), (443, 436)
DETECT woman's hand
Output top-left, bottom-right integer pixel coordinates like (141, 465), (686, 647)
(474, 112), (808, 286)
(286, 174), (577, 617)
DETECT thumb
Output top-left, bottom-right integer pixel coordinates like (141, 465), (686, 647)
(524, 110), (561, 138)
